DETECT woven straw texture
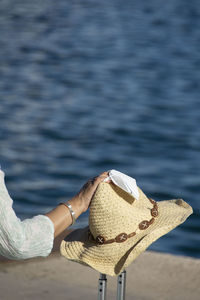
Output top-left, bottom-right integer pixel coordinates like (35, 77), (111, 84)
(60, 182), (193, 276)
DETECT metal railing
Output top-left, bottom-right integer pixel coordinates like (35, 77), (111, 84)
(98, 270), (127, 300)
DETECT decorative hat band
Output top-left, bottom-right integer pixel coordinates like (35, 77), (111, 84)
(89, 198), (159, 245)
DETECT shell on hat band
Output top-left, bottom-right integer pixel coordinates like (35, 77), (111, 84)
(89, 197), (159, 245)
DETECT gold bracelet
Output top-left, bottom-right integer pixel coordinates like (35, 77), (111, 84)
(59, 202), (76, 225)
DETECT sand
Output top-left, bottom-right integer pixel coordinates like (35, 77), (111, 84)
(0, 251), (200, 300)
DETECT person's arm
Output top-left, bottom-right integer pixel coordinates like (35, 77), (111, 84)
(46, 172), (108, 239)
(0, 170), (108, 259)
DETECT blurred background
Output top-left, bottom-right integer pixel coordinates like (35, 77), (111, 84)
(0, 0), (199, 258)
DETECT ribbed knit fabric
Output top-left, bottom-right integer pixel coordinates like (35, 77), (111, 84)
(0, 170), (54, 260)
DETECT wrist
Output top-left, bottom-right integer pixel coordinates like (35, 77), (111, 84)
(60, 202), (76, 225)
(67, 195), (85, 217)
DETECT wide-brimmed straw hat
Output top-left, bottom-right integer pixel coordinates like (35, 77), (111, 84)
(60, 181), (193, 276)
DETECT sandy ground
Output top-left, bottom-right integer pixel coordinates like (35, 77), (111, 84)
(0, 251), (200, 300)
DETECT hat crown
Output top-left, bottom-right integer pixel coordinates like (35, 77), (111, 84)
(89, 183), (153, 240)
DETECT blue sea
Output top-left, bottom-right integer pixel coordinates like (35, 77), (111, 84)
(0, 0), (199, 258)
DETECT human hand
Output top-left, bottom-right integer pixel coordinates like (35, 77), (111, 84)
(46, 171), (110, 239)
(73, 171), (110, 213)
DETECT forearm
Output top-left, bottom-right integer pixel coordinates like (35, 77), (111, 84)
(45, 195), (84, 238)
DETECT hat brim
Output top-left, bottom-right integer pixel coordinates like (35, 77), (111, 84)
(60, 199), (193, 276)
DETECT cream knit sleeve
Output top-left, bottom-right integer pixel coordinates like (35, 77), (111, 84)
(0, 170), (54, 260)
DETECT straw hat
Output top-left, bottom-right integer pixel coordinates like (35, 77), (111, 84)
(60, 182), (193, 276)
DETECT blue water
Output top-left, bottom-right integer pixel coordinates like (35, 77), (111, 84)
(0, 0), (200, 258)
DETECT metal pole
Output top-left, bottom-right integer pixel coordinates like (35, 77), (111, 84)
(117, 270), (126, 300)
(98, 273), (107, 300)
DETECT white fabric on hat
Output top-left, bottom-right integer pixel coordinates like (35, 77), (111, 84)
(104, 169), (139, 200)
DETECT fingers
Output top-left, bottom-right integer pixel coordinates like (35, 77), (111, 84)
(78, 171), (110, 212)
(93, 171), (110, 185)
(85, 172), (110, 190)
(97, 172), (109, 181)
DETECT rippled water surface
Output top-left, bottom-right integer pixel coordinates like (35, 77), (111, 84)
(0, 0), (200, 258)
